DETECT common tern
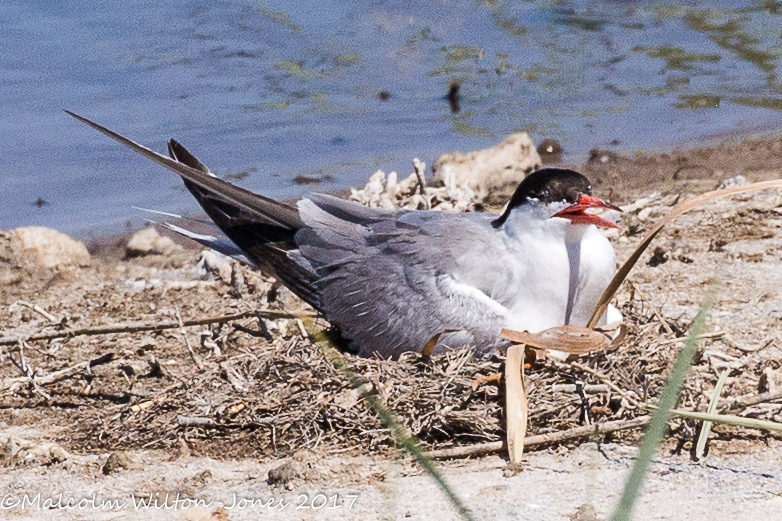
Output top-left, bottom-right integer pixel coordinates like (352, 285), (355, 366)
(67, 111), (621, 358)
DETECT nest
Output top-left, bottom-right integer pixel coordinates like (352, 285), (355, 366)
(4, 179), (782, 460)
(2, 278), (706, 459)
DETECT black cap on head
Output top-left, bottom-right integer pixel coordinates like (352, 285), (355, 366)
(492, 168), (592, 228)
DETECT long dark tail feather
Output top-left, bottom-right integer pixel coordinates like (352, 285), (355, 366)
(64, 110), (303, 230)
(66, 110), (321, 308)
(164, 139), (322, 308)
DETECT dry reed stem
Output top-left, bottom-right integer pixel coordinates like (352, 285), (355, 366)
(588, 179), (782, 328)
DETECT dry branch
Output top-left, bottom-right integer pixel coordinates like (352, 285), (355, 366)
(1, 353), (115, 391)
(426, 416), (653, 459)
(721, 390), (782, 412)
(0, 310), (303, 346)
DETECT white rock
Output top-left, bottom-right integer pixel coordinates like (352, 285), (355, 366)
(0, 226), (90, 269)
(194, 250), (232, 279)
(432, 132), (542, 197)
(125, 226), (181, 257)
(1, 436), (72, 467)
(720, 175), (749, 189)
(620, 198), (652, 214)
(637, 207), (653, 221)
(351, 162), (477, 213)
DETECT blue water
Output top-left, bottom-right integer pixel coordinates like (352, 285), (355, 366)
(2, 1), (782, 239)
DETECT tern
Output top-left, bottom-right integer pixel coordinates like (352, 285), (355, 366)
(67, 111), (621, 358)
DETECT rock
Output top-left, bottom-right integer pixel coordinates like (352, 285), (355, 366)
(350, 161), (477, 213)
(432, 132), (541, 197)
(537, 138), (563, 163)
(102, 451), (130, 474)
(587, 148), (619, 165)
(175, 438), (192, 459)
(125, 226), (181, 257)
(0, 226), (90, 269)
(1, 436), (72, 467)
(571, 504), (599, 521)
(720, 175), (749, 189)
(759, 367), (782, 393)
(647, 246), (669, 267)
(267, 461), (301, 486)
(192, 250), (233, 281)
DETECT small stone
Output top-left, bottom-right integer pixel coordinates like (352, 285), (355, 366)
(176, 438), (192, 459)
(267, 461), (301, 486)
(720, 175), (749, 189)
(647, 246), (669, 267)
(571, 503), (598, 521)
(587, 148), (619, 164)
(537, 138), (563, 163)
(637, 207), (653, 221)
(125, 227), (181, 257)
(103, 451), (130, 474)
(759, 367), (782, 394)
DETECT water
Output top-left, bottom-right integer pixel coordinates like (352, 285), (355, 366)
(2, 0), (782, 239)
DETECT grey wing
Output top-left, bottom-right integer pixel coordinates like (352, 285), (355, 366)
(296, 202), (511, 358)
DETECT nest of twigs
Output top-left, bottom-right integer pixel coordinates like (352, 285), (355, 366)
(1, 276), (695, 459)
(3, 178), (782, 460)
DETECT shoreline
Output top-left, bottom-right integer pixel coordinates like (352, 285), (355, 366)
(73, 129), (782, 255)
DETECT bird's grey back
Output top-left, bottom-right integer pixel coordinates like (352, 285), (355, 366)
(295, 195), (511, 357)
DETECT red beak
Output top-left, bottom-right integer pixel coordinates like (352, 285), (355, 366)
(552, 194), (622, 229)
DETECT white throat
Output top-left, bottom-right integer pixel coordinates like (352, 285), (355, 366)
(497, 201), (615, 331)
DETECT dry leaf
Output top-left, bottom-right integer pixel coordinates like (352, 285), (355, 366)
(501, 325), (610, 354)
(505, 344), (528, 464)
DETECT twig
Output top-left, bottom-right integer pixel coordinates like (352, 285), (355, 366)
(9, 300), (59, 323)
(656, 331), (724, 345)
(720, 332), (774, 353)
(630, 283), (673, 335)
(30, 379), (52, 401)
(125, 381), (185, 412)
(552, 384), (610, 394)
(0, 310), (302, 346)
(1, 353), (116, 391)
(178, 416), (218, 428)
(695, 368), (729, 460)
(471, 372), (502, 391)
(553, 360), (646, 410)
(720, 390), (782, 412)
(412, 158), (428, 201)
(426, 416), (653, 459)
(1, 361), (89, 390)
(176, 307), (203, 370)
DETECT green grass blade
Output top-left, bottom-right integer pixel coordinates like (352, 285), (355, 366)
(301, 319), (476, 521)
(669, 409), (782, 431)
(609, 286), (717, 521)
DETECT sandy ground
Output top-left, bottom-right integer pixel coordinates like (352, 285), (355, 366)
(3, 135), (782, 520)
(2, 424), (781, 520)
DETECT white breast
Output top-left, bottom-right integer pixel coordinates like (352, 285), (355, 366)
(498, 205), (617, 332)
